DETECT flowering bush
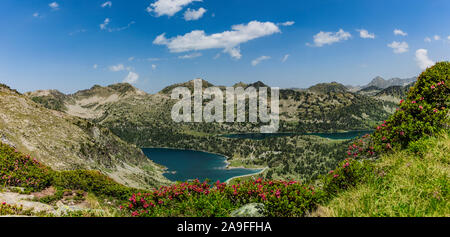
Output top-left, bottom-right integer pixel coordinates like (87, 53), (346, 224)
(371, 62), (449, 151)
(121, 178), (324, 217)
(0, 202), (33, 216)
(322, 158), (373, 196)
(0, 143), (53, 191)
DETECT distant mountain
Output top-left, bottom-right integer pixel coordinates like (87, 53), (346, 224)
(308, 82), (348, 94)
(364, 76), (416, 89)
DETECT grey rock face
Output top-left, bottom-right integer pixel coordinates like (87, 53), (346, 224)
(231, 203), (265, 217)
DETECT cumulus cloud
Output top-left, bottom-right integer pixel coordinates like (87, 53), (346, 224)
(93, 64), (98, 69)
(357, 29), (375, 39)
(394, 29), (407, 36)
(184, 8), (206, 21)
(32, 12), (40, 18)
(101, 1), (112, 8)
(109, 64), (125, 72)
(147, 0), (202, 17)
(387, 41), (409, 54)
(424, 37), (432, 43)
(49, 2), (59, 10)
(123, 71), (139, 84)
(279, 21), (295, 26)
(307, 29), (351, 47)
(448, 36), (450, 40)
(153, 21), (281, 59)
(152, 64), (157, 70)
(433, 35), (441, 41)
(282, 54), (289, 63)
(251, 56), (271, 66)
(415, 49), (434, 70)
(178, 52), (202, 59)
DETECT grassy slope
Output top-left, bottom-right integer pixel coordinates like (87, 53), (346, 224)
(317, 133), (449, 217)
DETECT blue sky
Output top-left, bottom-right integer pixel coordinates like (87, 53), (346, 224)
(0, 0), (449, 93)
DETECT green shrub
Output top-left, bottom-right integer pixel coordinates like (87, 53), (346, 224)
(322, 158), (373, 196)
(52, 170), (141, 201)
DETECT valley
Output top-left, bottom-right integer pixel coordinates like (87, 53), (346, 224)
(23, 76), (413, 182)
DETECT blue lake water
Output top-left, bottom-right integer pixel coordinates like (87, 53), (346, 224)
(221, 130), (373, 140)
(143, 148), (262, 183)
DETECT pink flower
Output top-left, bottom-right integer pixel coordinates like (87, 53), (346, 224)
(433, 109), (438, 113)
(411, 101), (417, 104)
(431, 85), (435, 89)
(333, 175), (339, 178)
(419, 105), (423, 110)
(399, 99), (404, 104)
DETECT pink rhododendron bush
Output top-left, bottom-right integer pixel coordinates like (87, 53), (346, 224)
(347, 62), (449, 158)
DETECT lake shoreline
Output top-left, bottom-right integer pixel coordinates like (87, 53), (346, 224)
(142, 147), (264, 182)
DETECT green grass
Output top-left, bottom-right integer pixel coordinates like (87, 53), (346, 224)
(318, 133), (450, 217)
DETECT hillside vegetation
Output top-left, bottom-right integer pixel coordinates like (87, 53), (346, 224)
(318, 134), (449, 217)
(1, 84), (170, 189)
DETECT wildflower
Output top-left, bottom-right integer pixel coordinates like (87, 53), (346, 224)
(399, 99), (404, 104)
(333, 175), (339, 178)
(328, 170), (334, 174)
(411, 101), (417, 104)
(131, 211), (139, 217)
(400, 131), (405, 136)
(431, 85), (435, 89)
(433, 109), (438, 113)
(419, 105), (423, 110)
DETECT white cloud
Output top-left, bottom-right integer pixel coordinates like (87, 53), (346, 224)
(184, 8), (206, 21)
(109, 64), (125, 72)
(424, 37), (432, 43)
(357, 29), (375, 39)
(394, 29), (407, 36)
(152, 64), (157, 70)
(178, 52), (202, 59)
(101, 1), (112, 8)
(49, 2), (59, 10)
(279, 21), (295, 26)
(100, 18), (110, 30)
(147, 0), (202, 17)
(415, 49), (434, 70)
(32, 12), (40, 18)
(123, 71), (139, 84)
(93, 64), (98, 69)
(433, 35), (441, 41)
(308, 29), (351, 47)
(448, 36), (450, 40)
(282, 54), (289, 63)
(100, 18), (135, 32)
(387, 41), (409, 54)
(251, 56), (271, 66)
(128, 57), (135, 61)
(153, 21), (281, 59)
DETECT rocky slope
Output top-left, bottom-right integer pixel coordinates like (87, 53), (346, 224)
(1, 84), (170, 189)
